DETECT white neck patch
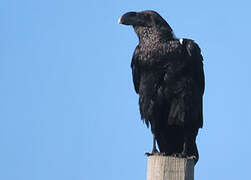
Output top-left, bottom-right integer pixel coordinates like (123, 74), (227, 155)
(179, 38), (183, 45)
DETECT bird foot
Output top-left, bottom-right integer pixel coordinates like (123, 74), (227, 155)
(171, 153), (197, 160)
(187, 155), (197, 160)
(145, 152), (154, 156)
(145, 151), (167, 156)
(171, 153), (183, 158)
(145, 151), (159, 156)
(145, 147), (159, 156)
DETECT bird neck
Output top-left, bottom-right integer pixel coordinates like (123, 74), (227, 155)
(134, 26), (174, 46)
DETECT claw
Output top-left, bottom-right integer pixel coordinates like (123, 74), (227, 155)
(145, 152), (153, 156)
(145, 151), (167, 156)
(171, 153), (182, 158)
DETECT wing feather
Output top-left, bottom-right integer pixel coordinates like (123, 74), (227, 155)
(131, 46), (141, 94)
(167, 39), (204, 128)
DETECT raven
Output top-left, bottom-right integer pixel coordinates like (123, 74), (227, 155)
(119, 10), (204, 163)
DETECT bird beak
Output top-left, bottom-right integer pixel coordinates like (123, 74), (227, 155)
(118, 16), (122, 24)
(118, 12), (138, 25)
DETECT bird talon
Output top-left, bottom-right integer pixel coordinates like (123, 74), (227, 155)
(145, 152), (153, 156)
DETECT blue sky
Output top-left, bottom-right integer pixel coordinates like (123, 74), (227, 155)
(1, 0), (251, 179)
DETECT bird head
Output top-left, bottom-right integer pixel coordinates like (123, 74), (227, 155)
(118, 10), (174, 42)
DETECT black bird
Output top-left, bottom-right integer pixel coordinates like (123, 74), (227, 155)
(119, 10), (205, 163)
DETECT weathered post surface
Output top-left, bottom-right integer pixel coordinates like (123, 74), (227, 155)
(147, 155), (194, 180)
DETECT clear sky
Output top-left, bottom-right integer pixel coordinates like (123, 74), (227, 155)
(1, 0), (251, 180)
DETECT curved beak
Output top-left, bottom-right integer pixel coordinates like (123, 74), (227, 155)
(118, 16), (123, 24)
(118, 12), (138, 25)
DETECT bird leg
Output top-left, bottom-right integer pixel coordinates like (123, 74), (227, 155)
(145, 135), (159, 156)
(152, 135), (158, 154)
(181, 136), (197, 160)
(181, 138), (188, 157)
